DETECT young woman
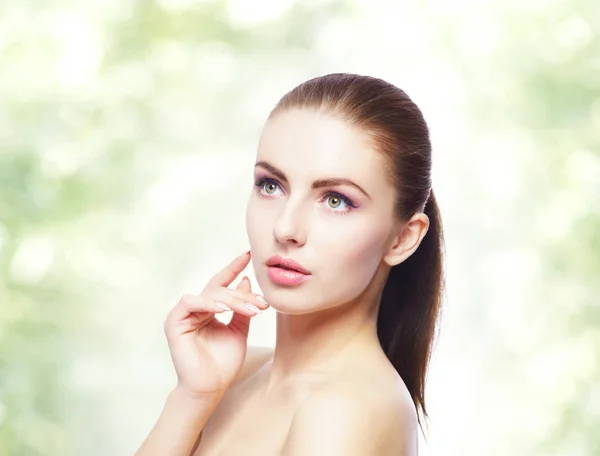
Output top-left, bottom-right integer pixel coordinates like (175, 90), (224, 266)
(135, 73), (445, 456)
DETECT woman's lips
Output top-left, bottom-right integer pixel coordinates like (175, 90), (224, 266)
(266, 266), (310, 285)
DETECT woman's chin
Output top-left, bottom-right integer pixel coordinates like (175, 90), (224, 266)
(260, 294), (315, 316)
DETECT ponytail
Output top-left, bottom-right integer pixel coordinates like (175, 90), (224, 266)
(376, 190), (445, 433)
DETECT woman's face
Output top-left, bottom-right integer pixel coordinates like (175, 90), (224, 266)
(246, 109), (400, 314)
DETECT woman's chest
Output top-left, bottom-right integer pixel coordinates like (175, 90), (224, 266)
(194, 383), (305, 456)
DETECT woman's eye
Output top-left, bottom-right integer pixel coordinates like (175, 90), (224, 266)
(255, 178), (355, 214)
(327, 195), (344, 209)
(264, 182), (278, 194)
(254, 178), (281, 195)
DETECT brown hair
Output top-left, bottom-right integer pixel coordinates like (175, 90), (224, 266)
(269, 73), (445, 431)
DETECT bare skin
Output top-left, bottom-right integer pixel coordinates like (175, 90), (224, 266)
(194, 345), (418, 456)
(135, 109), (429, 455)
(134, 252), (271, 456)
(193, 236), (421, 455)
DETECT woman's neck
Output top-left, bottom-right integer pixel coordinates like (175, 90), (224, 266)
(262, 263), (391, 392)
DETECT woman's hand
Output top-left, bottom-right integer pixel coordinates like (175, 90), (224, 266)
(163, 251), (268, 399)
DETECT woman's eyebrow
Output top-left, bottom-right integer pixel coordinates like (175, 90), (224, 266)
(254, 160), (371, 199)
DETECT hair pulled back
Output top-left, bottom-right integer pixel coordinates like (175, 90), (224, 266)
(270, 73), (445, 430)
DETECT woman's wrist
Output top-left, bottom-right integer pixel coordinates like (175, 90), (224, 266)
(168, 385), (225, 413)
(134, 386), (224, 456)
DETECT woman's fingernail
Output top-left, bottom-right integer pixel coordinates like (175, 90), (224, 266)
(244, 303), (262, 314)
(255, 295), (268, 305)
(215, 302), (232, 311)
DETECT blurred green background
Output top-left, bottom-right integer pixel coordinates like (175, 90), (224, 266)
(0, 0), (598, 454)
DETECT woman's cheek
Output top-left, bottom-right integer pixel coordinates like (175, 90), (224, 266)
(245, 200), (264, 244)
(335, 228), (385, 279)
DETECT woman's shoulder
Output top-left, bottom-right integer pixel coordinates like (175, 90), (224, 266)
(283, 362), (418, 455)
(309, 366), (417, 426)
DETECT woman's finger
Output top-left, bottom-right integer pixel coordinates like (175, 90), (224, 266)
(228, 276), (254, 338)
(215, 287), (269, 312)
(205, 251), (252, 290)
(208, 288), (266, 315)
(164, 294), (217, 331)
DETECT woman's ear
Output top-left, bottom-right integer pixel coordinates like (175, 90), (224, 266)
(383, 213), (429, 267)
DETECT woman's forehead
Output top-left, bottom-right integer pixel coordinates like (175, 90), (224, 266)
(261, 109), (365, 150)
(257, 110), (387, 183)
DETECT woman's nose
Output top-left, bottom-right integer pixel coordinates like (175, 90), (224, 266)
(272, 203), (306, 246)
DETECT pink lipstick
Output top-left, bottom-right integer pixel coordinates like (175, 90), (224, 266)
(266, 255), (311, 285)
